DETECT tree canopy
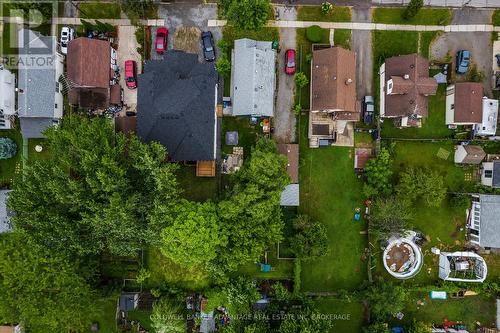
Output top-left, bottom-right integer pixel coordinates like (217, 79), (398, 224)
(8, 116), (179, 257)
(366, 282), (408, 321)
(224, 0), (271, 30)
(363, 148), (393, 198)
(369, 196), (413, 238)
(396, 167), (446, 207)
(290, 215), (329, 260)
(150, 298), (186, 333)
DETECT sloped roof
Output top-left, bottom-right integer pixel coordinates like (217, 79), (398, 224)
(453, 82), (483, 124)
(280, 184), (299, 206)
(479, 194), (500, 248)
(277, 144), (299, 183)
(454, 145), (486, 164)
(231, 39), (276, 117)
(311, 47), (357, 116)
(137, 51), (218, 161)
(67, 38), (110, 88)
(0, 67), (16, 116)
(20, 117), (55, 139)
(384, 53), (437, 118)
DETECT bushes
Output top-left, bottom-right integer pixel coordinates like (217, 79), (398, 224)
(215, 56), (231, 77)
(402, 0), (424, 20)
(0, 138), (17, 160)
(294, 259), (301, 294)
(294, 72), (309, 89)
(306, 25), (323, 43)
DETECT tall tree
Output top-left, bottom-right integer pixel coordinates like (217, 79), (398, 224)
(0, 232), (96, 332)
(216, 138), (289, 272)
(369, 196), (413, 238)
(366, 282), (408, 321)
(225, 0), (271, 30)
(363, 148), (393, 198)
(159, 200), (227, 268)
(290, 215), (329, 260)
(8, 116), (179, 257)
(150, 298), (186, 333)
(396, 167), (446, 207)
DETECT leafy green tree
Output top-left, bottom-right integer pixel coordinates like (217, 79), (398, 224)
(223, 277), (261, 315)
(290, 215), (329, 260)
(226, 0), (271, 30)
(0, 232), (96, 332)
(120, 0), (154, 19)
(363, 148), (393, 197)
(369, 196), (413, 238)
(150, 298), (186, 333)
(294, 72), (309, 88)
(363, 323), (391, 333)
(216, 138), (289, 271)
(402, 0), (424, 20)
(216, 55), (232, 77)
(409, 320), (432, 333)
(8, 116), (179, 257)
(160, 200), (226, 268)
(396, 167), (446, 207)
(366, 282), (408, 321)
(0, 138), (17, 159)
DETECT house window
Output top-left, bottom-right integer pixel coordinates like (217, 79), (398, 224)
(451, 104), (454, 110)
(387, 81), (393, 91)
(485, 170), (493, 178)
(55, 82), (59, 93)
(55, 103), (58, 109)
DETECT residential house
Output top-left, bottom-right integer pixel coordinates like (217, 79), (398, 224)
(309, 47), (359, 147)
(230, 38), (276, 118)
(379, 53), (437, 128)
(0, 66), (15, 129)
(475, 98), (499, 136)
(454, 145), (486, 165)
(467, 194), (500, 250)
(445, 82), (484, 127)
(0, 190), (12, 234)
(17, 29), (64, 138)
(67, 37), (121, 109)
(277, 144), (299, 207)
(137, 51), (219, 176)
(481, 158), (500, 188)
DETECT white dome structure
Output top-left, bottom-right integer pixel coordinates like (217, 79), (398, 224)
(383, 234), (423, 279)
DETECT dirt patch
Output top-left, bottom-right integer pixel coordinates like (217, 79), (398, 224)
(173, 27), (201, 54)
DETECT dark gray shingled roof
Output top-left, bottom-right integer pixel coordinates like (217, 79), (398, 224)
(20, 118), (55, 139)
(137, 51), (218, 161)
(479, 194), (500, 248)
(493, 161), (500, 188)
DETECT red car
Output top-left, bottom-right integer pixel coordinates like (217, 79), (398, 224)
(155, 27), (168, 54)
(285, 49), (296, 75)
(124, 60), (137, 89)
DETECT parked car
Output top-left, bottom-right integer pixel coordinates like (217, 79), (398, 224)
(285, 49), (296, 75)
(124, 60), (137, 89)
(60, 26), (75, 55)
(201, 31), (215, 62)
(455, 50), (470, 74)
(155, 27), (168, 54)
(363, 96), (374, 124)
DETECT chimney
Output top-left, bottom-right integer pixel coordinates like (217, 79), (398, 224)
(345, 78), (353, 85)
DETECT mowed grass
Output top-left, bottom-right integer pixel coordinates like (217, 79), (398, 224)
(381, 85), (454, 139)
(493, 10), (500, 26)
(79, 1), (122, 19)
(314, 299), (365, 333)
(419, 31), (441, 59)
(297, 6), (352, 22)
(27, 139), (51, 164)
(0, 129), (23, 186)
(85, 296), (119, 333)
(176, 165), (218, 202)
(372, 8), (452, 25)
(299, 116), (368, 291)
(236, 249), (294, 280)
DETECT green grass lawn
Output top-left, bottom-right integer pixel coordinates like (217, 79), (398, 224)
(127, 310), (153, 331)
(419, 31), (441, 59)
(395, 294), (496, 329)
(145, 248), (210, 291)
(381, 85), (454, 139)
(27, 139), (51, 164)
(299, 116), (368, 291)
(79, 1), (122, 19)
(315, 299), (365, 333)
(0, 129), (23, 186)
(84, 296), (119, 333)
(334, 29), (352, 49)
(236, 249), (294, 280)
(372, 8), (452, 25)
(176, 165), (218, 202)
(221, 116), (261, 159)
(297, 6), (352, 22)
(493, 10), (500, 26)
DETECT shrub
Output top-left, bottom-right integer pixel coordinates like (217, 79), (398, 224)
(0, 138), (17, 160)
(293, 103), (302, 116)
(306, 25), (323, 43)
(294, 72), (309, 89)
(215, 56), (231, 77)
(321, 1), (333, 15)
(217, 38), (232, 56)
(402, 0), (424, 20)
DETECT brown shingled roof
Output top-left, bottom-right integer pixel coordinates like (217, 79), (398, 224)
(277, 143), (299, 183)
(67, 38), (111, 88)
(311, 47), (358, 116)
(384, 53), (437, 118)
(453, 82), (483, 124)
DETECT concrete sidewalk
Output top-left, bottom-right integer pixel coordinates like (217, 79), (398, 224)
(2, 16), (165, 27)
(208, 19), (500, 32)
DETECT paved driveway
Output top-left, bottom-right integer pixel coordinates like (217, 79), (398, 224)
(153, 3), (221, 60)
(431, 32), (493, 95)
(117, 25), (141, 113)
(274, 6), (297, 143)
(351, 8), (373, 98)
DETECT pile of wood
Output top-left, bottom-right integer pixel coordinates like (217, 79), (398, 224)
(173, 27), (201, 54)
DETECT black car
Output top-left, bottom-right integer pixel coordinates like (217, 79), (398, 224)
(201, 31), (216, 62)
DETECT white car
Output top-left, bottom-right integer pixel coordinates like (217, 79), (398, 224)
(60, 26), (75, 55)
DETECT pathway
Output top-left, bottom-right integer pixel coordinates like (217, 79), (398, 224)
(2, 16), (165, 27)
(351, 8), (373, 98)
(208, 19), (500, 32)
(274, 5), (297, 143)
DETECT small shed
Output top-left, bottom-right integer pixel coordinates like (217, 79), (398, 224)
(119, 293), (139, 312)
(454, 145), (486, 164)
(277, 144), (299, 183)
(354, 148), (374, 170)
(280, 184), (299, 207)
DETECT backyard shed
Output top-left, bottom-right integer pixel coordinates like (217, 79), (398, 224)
(280, 184), (299, 207)
(454, 145), (486, 164)
(277, 144), (299, 184)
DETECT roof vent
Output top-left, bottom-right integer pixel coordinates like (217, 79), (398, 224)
(404, 74), (410, 80)
(410, 64), (415, 69)
(409, 100), (414, 104)
(345, 78), (352, 85)
(333, 76), (337, 80)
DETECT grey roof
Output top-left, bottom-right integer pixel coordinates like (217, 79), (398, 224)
(493, 161), (500, 188)
(479, 194), (500, 248)
(0, 67), (16, 116)
(280, 184), (300, 206)
(231, 39), (276, 117)
(0, 190), (12, 233)
(137, 51), (218, 161)
(119, 293), (138, 312)
(20, 117), (55, 139)
(17, 29), (57, 119)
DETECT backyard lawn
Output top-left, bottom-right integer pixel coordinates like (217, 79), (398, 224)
(314, 299), (365, 333)
(299, 116), (368, 291)
(236, 250), (294, 280)
(79, 1), (122, 19)
(221, 117), (261, 159)
(0, 129), (23, 186)
(297, 6), (352, 22)
(85, 296), (120, 333)
(372, 8), (452, 25)
(27, 139), (51, 164)
(176, 165), (218, 202)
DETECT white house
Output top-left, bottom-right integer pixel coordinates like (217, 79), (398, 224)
(475, 98), (499, 136)
(0, 66), (16, 129)
(467, 194), (500, 249)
